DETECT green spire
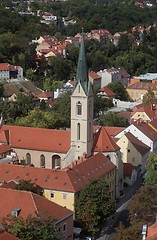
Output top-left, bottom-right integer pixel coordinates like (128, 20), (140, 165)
(74, 32), (89, 94)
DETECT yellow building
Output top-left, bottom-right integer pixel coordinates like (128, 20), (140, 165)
(116, 132), (150, 174)
(0, 152), (116, 212)
(126, 78), (157, 101)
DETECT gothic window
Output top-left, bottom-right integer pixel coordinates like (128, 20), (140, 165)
(40, 154), (45, 168)
(52, 155), (61, 169)
(26, 153), (31, 165)
(77, 123), (80, 140)
(77, 101), (82, 115)
(78, 85), (80, 93)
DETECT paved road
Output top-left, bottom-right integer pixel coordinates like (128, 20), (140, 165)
(96, 177), (143, 240)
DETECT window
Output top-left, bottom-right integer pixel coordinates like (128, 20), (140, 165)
(128, 149), (130, 153)
(132, 157), (135, 162)
(40, 154), (45, 168)
(51, 192), (54, 198)
(63, 224), (66, 232)
(131, 92), (134, 97)
(77, 123), (80, 140)
(26, 153), (31, 165)
(62, 193), (67, 200)
(52, 155), (61, 169)
(77, 101), (82, 115)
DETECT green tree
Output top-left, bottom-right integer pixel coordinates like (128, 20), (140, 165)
(52, 92), (71, 127)
(6, 93), (34, 120)
(16, 180), (43, 196)
(113, 222), (142, 240)
(14, 110), (64, 129)
(107, 82), (131, 101)
(94, 91), (113, 117)
(75, 179), (116, 234)
(143, 88), (156, 105)
(0, 215), (61, 240)
(144, 153), (157, 185)
(128, 185), (157, 226)
(101, 112), (129, 127)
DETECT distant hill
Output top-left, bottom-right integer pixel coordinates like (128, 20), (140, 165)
(3, 80), (42, 97)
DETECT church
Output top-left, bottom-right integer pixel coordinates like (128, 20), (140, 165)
(0, 33), (123, 198)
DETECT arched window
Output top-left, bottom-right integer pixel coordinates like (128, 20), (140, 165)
(52, 155), (61, 169)
(77, 123), (80, 140)
(26, 153), (31, 165)
(40, 154), (45, 168)
(77, 101), (82, 115)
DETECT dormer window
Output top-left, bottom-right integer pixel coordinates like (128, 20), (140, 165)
(77, 101), (82, 115)
(12, 208), (21, 217)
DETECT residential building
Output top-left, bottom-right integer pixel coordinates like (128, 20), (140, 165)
(0, 153), (116, 211)
(87, 29), (113, 43)
(0, 188), (73, 240)
(0, 63), (23, 82)
(116, 132), (150, 174)
(88, 71), (101, 90)
(131, 103), (157, 122)
(115, 120), (157, 152)
(127, 73), (157, 101)
(98, 86), (116, 100)
(123, 163), (140, 186)
(97, 67), (129, 87)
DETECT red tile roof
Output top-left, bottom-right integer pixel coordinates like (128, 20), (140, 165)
(0, 188), (73, 221)
(0, 232), (20, 240)
(0, 63), (21, 71)
(0, 153), (116, 193)
(131, 104), (157, 121)
(104, 126), (125, 137)
(133, 121), (157, 141)
(0, 125), (70, 153)
(147, 217), (157, 240)
(89, 71), (101, 79)
(127, 82), (157, 90)
(0, 180), (17, 189)
(37, 91), (53, 98)
(0, 144), (11, 154)
(99, 86), (115, 97)
(123, 163), (135, 177)
(125, 132), (150, 155)
(93, 127), (120, 152)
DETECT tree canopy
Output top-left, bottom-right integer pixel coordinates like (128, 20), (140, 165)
(16, 180), (43, 196)
(143, 88), (156, 105)
(144, 153), (157, 185)
(75, 178), (116, 234)
(101, 112), (130, 127)
(107, 82), (131, 101)
(0, 215), (61, 240)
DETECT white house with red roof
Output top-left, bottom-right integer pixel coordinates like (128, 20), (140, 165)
(98, 86), (116, 100)
(115, 120), (157, 152)
(97, 67), (129, 87)
(0, 63), (23, 82)
(0, 188), (73, 239)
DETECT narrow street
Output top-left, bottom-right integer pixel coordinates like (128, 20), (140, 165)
(96, 177), (143, 240)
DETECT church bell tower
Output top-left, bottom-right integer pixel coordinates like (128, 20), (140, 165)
(70, 33), (93, 161)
